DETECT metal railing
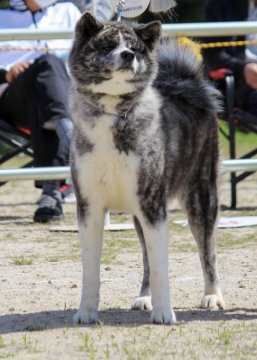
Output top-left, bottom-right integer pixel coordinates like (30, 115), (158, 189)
(1, 21), (257, 41)
(1, 22), (257, 183)
(1, 160), (257, 182)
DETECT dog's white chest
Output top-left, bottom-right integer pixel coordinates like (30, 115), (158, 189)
(77, 116), (139, 212)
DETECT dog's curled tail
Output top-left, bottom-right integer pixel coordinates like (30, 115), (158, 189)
(154, 39), (221, 115)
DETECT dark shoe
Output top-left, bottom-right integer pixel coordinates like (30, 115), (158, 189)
(34, 187), (64, 223)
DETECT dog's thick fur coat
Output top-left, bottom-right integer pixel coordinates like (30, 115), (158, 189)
(68, 13), (224, 324)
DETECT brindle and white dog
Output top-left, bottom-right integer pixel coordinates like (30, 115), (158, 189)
(68, 12), (225, 325)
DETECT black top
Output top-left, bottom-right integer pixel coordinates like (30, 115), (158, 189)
(0, 69), (7, 84)
(203, 0), (250, 78)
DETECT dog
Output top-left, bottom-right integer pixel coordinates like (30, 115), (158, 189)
(68, 12), (225, 324)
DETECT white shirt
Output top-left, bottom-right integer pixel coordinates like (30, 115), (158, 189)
(0, 2), (81, 67)
(246, 1), (257, 59)
(0, 2), (81, 95)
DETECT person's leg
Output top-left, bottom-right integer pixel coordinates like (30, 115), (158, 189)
(30, 53), (73, 167)
(31, 54), (73, 221)
(0, 53), (71, 166)
(0, 54), (73, 222)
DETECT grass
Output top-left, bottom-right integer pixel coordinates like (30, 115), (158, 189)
(0, 125), (257, 360)
(218, 230), (257, 249)
(219, 120), (257, 158)
(0, 154), (32, 170)
(11, 256), (33, 266)
(70, 320), (257, 360)
(102, 237), (139, 265)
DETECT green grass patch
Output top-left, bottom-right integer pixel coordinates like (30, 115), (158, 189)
(0, 154), (32, 169)
(219, 121), (257, 158)
(101, 237), (139, 265)
(11, 256), (33, 266)
(0, 336), (5, 349)
(171, 242), (198, 253)
(218, 231), (257, 249)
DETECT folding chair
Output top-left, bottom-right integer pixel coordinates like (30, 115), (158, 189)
(0, 119), (70, 197)
(209, 68), (257, 209)
(0, 118), (33, 185)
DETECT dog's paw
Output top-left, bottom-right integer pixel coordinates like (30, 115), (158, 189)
(201, 294), (225, 310)
(131, 296), (153, 311)
(73, 309), (99, 325)
(150, 307), (176, 325)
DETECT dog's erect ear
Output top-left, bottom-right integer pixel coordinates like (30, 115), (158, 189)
(75, 12), (104, 42)
(135, 21), (162, 50)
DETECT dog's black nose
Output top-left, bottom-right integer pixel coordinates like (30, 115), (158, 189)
(121, 50), (135, 62)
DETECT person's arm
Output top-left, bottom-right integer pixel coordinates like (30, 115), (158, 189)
(244, 62), (257, 89)
(0, 62), (31, 84)
(24, 0), (41, 12)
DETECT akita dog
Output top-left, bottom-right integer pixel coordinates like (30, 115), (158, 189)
(68, 12), (224, 324)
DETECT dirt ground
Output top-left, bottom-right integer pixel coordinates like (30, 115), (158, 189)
(0, 173), (257, 359)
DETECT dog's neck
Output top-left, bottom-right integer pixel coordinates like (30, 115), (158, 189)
(82, 90), (141, 118)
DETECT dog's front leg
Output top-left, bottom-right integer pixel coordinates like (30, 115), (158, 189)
(140, 218), (176, 324)
(73, 205), (105, 325)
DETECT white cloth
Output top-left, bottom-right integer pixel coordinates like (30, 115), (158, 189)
(0, 2), (81, 96)
(0, 2), (81, 68)
(82, 0), (114, 22)
(246, 1), (257, 59)
(149, 0), (176, 13)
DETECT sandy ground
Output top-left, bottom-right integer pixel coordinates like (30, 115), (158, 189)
(0, 174), (257, 359)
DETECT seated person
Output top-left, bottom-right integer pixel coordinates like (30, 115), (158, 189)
(0, 0), (81, 222)
(203, 0), (257, 119)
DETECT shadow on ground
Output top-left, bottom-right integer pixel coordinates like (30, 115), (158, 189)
(1, 307), (257, 333)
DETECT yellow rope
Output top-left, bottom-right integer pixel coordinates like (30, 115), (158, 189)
(200, 39), (257, 49)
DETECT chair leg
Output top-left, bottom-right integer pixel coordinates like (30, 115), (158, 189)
(225, 74), (237, 209)
(230, 173), (237, 209)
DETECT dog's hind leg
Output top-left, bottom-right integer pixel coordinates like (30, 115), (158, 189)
(131, 216), (152, 311)
(73, 198), (105, 324)
(180, 165), (224, 310)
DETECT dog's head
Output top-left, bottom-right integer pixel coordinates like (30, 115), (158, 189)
(69, 12), (161, 96)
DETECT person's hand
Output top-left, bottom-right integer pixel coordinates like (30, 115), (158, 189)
(24, 0), (42, 12)
(5, 61), (31, 83)
(243, 63), (257, 89)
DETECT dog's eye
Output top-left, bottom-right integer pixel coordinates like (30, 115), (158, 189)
(102, 44), (115, 52)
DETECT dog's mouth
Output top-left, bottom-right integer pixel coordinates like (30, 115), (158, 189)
(103, 67), (134, 81)
(104, 69), (112, 77)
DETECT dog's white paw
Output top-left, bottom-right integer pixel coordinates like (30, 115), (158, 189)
(131, 296), (153, 311)
(150, 307), (176, 325)
(201, 294), (225, 310)
(73, 308), (99, 324)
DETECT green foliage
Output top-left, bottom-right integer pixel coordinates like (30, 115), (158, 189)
(219, 120), (257, 159)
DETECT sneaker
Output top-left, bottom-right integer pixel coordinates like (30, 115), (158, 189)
(34, 187), (64, 223)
